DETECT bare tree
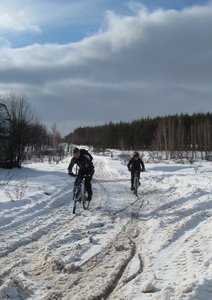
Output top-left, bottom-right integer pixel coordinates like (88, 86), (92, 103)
(1, 92), (36, 168)
(50, 123), (61, 154)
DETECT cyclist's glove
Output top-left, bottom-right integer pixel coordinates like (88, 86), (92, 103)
(128, 167), (131, 172)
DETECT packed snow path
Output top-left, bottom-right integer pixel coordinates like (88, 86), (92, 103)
(0, 152), (211, 299)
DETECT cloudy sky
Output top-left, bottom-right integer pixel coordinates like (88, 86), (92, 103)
(0, 0), (211, 135)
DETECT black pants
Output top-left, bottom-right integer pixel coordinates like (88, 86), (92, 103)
(131, 171), (140, 188)
(75, 169), (93, 197)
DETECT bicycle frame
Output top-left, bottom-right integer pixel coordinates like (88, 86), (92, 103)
(72, 176), (90, 214)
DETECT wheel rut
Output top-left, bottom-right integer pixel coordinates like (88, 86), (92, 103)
(39, 199), (144, 300)
(0, 170), (145, 300)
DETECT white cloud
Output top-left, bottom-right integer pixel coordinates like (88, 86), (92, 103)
(0, 2), (212, 133)
(0, 6), (41, 32)
(0, 0), (105, 33)
(127, 1), (148, 14)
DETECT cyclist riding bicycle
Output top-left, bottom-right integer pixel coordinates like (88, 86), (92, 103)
(127, 152), (145, 191)
(68, 147), (94, 201)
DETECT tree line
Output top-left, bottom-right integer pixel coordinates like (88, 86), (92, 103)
(65, 113), (212, 158)
(0, 93), (62, 168)
(1, 92), (211, 168)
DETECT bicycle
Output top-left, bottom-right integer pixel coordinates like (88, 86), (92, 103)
(133, 170), (140, 197)
(72, 176), (90, 214)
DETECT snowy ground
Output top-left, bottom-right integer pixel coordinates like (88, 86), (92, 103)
(0, 151), (211, 300)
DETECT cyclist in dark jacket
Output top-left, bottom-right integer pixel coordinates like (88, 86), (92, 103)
(127, 152), (145, 190)
(68, 147), (94, 201)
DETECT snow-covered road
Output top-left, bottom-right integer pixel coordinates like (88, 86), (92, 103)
(0, 152), (212, 299)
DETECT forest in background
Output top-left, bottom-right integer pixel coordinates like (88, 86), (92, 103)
(65, 113), (212, 159)
(1, 93), (212, 168)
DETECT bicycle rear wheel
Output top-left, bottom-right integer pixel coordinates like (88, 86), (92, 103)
(73, 196), (77, 214)
(133, 176), (139, 197)
(82, 187), (90, 210)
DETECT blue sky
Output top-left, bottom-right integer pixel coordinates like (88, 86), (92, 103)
(0, 0), (212, 134)
(3, 0), (210, 47)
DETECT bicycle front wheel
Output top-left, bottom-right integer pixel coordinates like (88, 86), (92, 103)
(73, 186), (81, 214)
(82, 188), (90, 210)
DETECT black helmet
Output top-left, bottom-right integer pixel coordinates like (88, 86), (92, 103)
(133, 151), (139, 158)
(73, 147), (80, 154)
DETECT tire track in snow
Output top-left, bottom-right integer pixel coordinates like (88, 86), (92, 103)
(59, 199), (144, 300)
(106, 199), (144, 299)
(0, 184), (144, 300)
(33, 200), (144, 300)
(0, 155), (146, 299)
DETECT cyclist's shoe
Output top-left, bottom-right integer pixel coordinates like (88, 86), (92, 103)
(87, 195), (92, 201)
(131, 187), (135, 191)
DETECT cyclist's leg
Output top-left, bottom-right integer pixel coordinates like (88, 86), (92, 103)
(138, 171), (141, 185)
(84, 175), (92, 200)
(131, 172), (135, 190)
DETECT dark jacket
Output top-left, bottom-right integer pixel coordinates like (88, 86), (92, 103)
(68, 154), (94, 175)
(127, 158), (145, 172)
